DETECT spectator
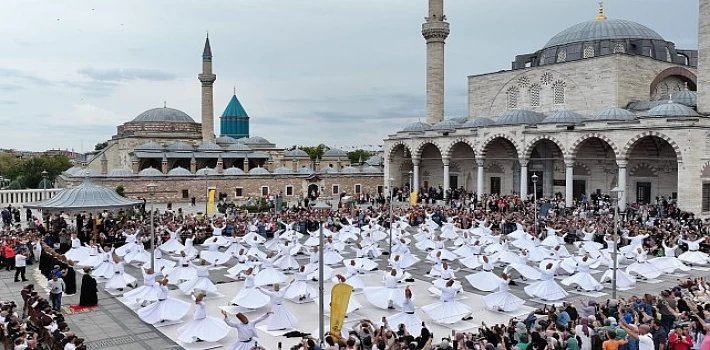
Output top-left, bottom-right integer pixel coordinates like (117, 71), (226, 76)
(48, 274), (65, 311)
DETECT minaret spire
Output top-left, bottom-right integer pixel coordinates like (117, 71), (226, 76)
(422, 0), (449, 124)
(198, 33), (217, 143)
(595, 2), (607, 21)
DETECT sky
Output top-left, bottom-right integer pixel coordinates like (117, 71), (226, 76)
(0, 0), (699, 152)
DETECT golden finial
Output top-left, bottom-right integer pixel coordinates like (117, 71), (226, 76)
(595, 2), (607, 20)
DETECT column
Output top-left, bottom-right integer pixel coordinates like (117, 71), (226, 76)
(442, 157), (450, 199)
(520, 158), (528, 199)
(565, 158), (574, 208)
(412, 157), (421, 194)
(617, 159), (628, 212)
(476, 158), (484, 201)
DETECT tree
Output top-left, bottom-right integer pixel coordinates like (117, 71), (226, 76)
(347, 149), (372, 164)
(3, 155), (73, 189)
(296, 144), (328, 160)
(0, 153), (20, 176)
(94, 142), (109, 151)
(115, 185), (126, 197)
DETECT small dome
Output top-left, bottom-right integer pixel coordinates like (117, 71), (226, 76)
(167, 167), (193, 176)
(544, 19), (664, 49)
(321, 167), (339, 174)
(166, 142), (195, 152)
(671, 90), (697, 107)
(461, 117), (495, 128)
(64, 166), (84, 176)
(341, 166), (359, 174)
(647, 101), (700, 118)
(285, 149), (309, 158)
(401, 122), (431, 132)
(224, 167), (245, 175)
(136, 142), (165, 152)
(195, 167), (218, 176)
(78, 169), (103, 177)
(138, 167), (163, 177)
(362, 165), (382, 174)
(628, 100), (666, 111)
(448, 116), (469, 124)
(242, 136), (272, 145)
(215, 136), (237, 145)
(107, 168), (134, 177)
(364, 155), (383, 166)
(226, 143), (251, 152)
(496, 110), (546, 125)
(431, 119), (462, 130)
(196, 143), (223, 152)
(323, 148), (348, 157)
(297, 167), (315, 174)
(594, 107), (636, 121)
(133, 107), (195, 123)
(542, 110), (586, 124)
(248, 167), (270, 175)
(273, 166), (293, 174)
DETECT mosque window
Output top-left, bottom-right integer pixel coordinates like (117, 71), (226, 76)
(235, 187), (243, 197)
(583, 46), (595, 59)
(355, 184), (362, 194)
(506, 86), (519, 110)
(261, 186), (269, 196)
(703, 183), (710, 212)
(528, 84), (541, 107)
(557, 49), (567, 63)
(285, 185), (294, 196)
(613, 43), (625, 54)
(332, 185), (340, 195)
(552, 80), (566, 105)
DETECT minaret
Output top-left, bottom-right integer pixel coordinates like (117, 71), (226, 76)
(198, 34), (217, 143)
(698, 0), (710, 114)
(422, 0), (449, 124)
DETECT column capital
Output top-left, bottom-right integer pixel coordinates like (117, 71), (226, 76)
(476, 158), (485, 167)
(564, 157), (575, 167)
(411, 157), (421, 166)
(442, 156), (450, 166)
(518, 158), (528, 167)
(617, 159), (629, 168)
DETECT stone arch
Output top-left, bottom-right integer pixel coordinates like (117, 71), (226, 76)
(414, 140), (443, 159)
(486, 161), (505, 174)
(478, 133), (521, 158)
(573, 162), (591, 176)
(650, 67), (697, 95)
(629, 163), (659, 177)
(386, 141), (413, 161)
(622, 131), (683, 162)
(443, 138), (476, 158)
(524, 135), (568, 159)
(702, 162), (710, 177)
(569, 133), (620, 159)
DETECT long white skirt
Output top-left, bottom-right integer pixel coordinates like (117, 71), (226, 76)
(115, 242), (140, 257)
(284, 281), (317, 301)
(159, 239), (185, 253)
(227, 262), (257, 278)
(561, 272), (603, 291)
(65, 247), (91, 263)
(428, 279), (462, 296)
(387, 312), (423, 337)
(168, 266), (198, 284)
(332, 275), (365, 290)
(421, 300), (471, 324)
(599, 268), (636, 288)
(266, 303), (298, 330)
(465, 271), (504, 292)
(125, 250), (151, 264)
(137, 298), (190, 324)
(254, 268), (288, 286)
(177, 316), (230, 343)
(123, 284), (161, 303)
(625, 262), (662, 280)
(202, 236), (232, 248)
(274, 255), (300, 270)
(459, 255), (482, 270)
(200, 251), (231, 265)
(524, 279), (568, 301)
(178, 277), (219, 296)
(415, 240), (436, 251)
(363, 286), (407, 309)
(105, 272), (137, 290)
(76, 254), (102, 268)
(394, 254), (421, 269)
(323, 251), (344, 265)
(504, 263), (542, 280)
(648, 257), (690, 274)
(230, 286), (269, 309)
(483, 290), (525, 312)
(92, 261), (115, 279)
(678, 251), (710, 265)
(145, 259), (177, 276)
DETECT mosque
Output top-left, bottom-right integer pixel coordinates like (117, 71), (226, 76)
(383, 0), (710, 215)
(58, 37), (384, 202)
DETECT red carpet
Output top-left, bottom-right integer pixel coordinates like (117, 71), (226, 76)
(65, 305), (98, 314)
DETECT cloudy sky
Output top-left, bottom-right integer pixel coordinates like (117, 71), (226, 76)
(0, 0), (699, 152)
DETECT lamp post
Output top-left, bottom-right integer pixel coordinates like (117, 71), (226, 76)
(204, 171), (209, 215)
(609, 186), (624, 299)
(531, 173), (538, 235)
(388, 177), (395, 255)
(313, 200), (331, 345)
(147, 183), (157, 264)
(41, 170), (48, 200)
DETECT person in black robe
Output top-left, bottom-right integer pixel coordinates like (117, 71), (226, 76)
(39, 247), (52, 277)
(59, 259), (77, 295)
(79, 267), (98, 307)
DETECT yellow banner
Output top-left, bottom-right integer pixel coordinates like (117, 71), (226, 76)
(329, 283), (353, 335)
(409, 192), (418, 205)
(207, 188), (216, 215)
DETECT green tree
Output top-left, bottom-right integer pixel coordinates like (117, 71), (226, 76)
(0, 153), (20, 176)
(94, 142), (109, 151)
(115, 185), (126, 197)
(4, 155), (73, 189)
(296, 144), (328, 160)
(347, 149), (372, 164)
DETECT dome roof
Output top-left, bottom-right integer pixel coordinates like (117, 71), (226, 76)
(195, 167), (218, 176)
(224, 167), (245, 175)
(215, 136), (237, 145)
(594, 107), (636, 121)
(320, 167), (339, 174)
(671, 90), (697, 107)
(323, 148), (348, 157)
(647, 101), (700, 118)
(133, 107), (195, 123)
(273, 166), (293, 174)
(362, 165), (382, 174)
(196, 143), (223, 152)
(431, 119), (462, 130)
(496, 110), (546, 125)
(461, 117), (495, 128)
(248, 167), (270, 175)
(341, 166), (360, 174)
(628, 99), (667, 111)
(107, 168), (134, 177)
(166, 142), (195, 152)
(448, 116), (469, 124)
(365, 155), (383, 166)
(136, 142), (165, 152)
(285, 149), (309, 158)
(297, 167), (315, 174)
(25, 178), (142, 212)
(81, 169), (103, 177)
(226, 143), (251, 152)
(402, 122), (432, 132)
(544, 19), (664, 49)
(138, 167), (163, 177)
(542, 110), (586, 124)
(167, 167), (193, 176)
(241, 136), (272, 145)
(64, 166), (84, 176)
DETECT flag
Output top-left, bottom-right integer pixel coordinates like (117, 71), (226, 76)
(329, 283), (353, 335)
(207, 188), (216, 215)
(409, 192), (418, 205)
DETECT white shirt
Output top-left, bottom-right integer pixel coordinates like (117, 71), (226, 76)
(15, 254), (26, 267)
(639, 333), (654, 350)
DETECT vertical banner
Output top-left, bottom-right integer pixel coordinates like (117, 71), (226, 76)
(409, 192), (418, 206)
(207, 188), (216, 215)
(329, 283), (353, 335)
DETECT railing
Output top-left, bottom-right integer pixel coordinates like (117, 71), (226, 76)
(0, 188), (62, 207)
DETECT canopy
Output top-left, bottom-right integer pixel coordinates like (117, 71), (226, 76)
(25, 178), (142, 212)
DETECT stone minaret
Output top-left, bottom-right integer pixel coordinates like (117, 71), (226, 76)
(422, 0), (449, 124)
(699, 0), (710, 115)
(198, 34), (217, 143)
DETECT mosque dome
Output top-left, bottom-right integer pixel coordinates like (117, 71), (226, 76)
(133, 107), (195, 123)
(285, 149), (309, 158)
(670, 90), (697, 108)
(543, 19), (664, 49)
(542, 110), (586, 124)
(461, 117), (495, 128)
(402, 122), (432, 132)
(195, 167), (218, 176)
(226, 143), (251, 152)
(248, 167), (270, 175)
(320, 167), (339, 174)
(64, 166), (84, 176)
(496, 110), (546, 125)
(107, 168), (134, 177)
(646, 101), (700, 118)
(166, 142), (195, 152)
(448, 116), (469, 124)
(196, 143), (223, 152)
(224, 167), (245, 175)
(362, 165), (382, 174)
(215, 136), (237, 146)
(297, 167), (315, 175)
(323, 148), (348, 157)
(167, 167), (193, 176)
(341, 166), (360, 174)
(138, 167), (163, 177)
(273, 166), (294, 175)
(364, 155), (383, 166)
(593, 107), (636, 121)
(136, 142), (165, 152)
(431, 119), (462, 131)
(240, 136), (272, 145)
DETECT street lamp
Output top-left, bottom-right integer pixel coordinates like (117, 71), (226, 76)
(531, 173), (538, 235)
(41, 170), (48, 200)
(204, 170), (209, 215)
(146, 183), (157, 264)
(609, 186), (624, 299)
(312, 200), (331, 346)
(388, 177), (395, 255)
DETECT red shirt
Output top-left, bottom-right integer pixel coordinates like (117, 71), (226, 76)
(669, 333), (693, 350)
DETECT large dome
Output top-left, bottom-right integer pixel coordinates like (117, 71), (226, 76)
(544, 19), (664, 49)
(133, 107), (195, 123)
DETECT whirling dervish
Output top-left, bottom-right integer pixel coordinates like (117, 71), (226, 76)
(483, 272), (525, 312)
(258, 281), (298, 331)
(364, 269), (408, 310)
(422, 279), (472, 324)
(177, 293), (230, 344)
(524, 263), (568, 302)
(137, 278), (190, 325)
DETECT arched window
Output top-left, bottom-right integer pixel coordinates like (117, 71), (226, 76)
(507, 86), (519, 110)
(552, 80), (566, 105)
(557, 49), (567, 63)
(583, 46), (595, 58)
(613, 43), (625, 54)
(528, 84), (541, 108)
